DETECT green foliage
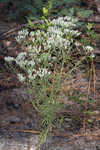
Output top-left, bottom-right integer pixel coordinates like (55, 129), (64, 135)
(0, 0), (9, 2)
(80, 23), (99, 52)
(0, 0), (94, 21)
(77, 9), (93, 18)
(0, 0), (43, 20)
(47, 0), (93, 19)
(43, 7), (49, 17)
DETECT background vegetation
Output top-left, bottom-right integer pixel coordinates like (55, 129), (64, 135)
(0, 0), (93, 21)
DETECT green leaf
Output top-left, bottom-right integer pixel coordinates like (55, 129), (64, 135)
(77, 10), (93, 18)
(88, 119), (93, 123)
(28, 19), (35, 28)
(43, 7), (48, 17)
(87, 23), (94, 31)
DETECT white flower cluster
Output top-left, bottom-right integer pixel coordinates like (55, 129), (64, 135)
(15, 29), (28, 42)
(64, 28), (81, 37)
(15, 52), (27, 68)
(28, 17), (80, 55)
(37, 68), (50, 78)
(5, 16), (94, 82)
(5, 56), (14, 62)
(27, 68), (50, 82)
(83, 45), (94, 58)
(51, 16), (77, 29)
(85, 46), (94, 52)
(17, 74), (26, 82)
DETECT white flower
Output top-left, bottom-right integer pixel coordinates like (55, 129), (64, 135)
(16, 60), (27, 68)
(37, 68), (50, 78)
(4, 56), (14, 62)
(85, 46), (94, 52)
(17, 74), (26, 82)
(15, 52), (27, 68)
(47, 26), (63, 36)
(27, 60), (35, 67)
(75, 42), (81, 46)
(90, 53), (95, 58)
(16, 52), (27, 61)
(28, 73), (35, 81)
(18, 29), (28, 36)
(16, 29), (28, 42)
(15, 36), (21, 42)
(30, 31), (34, 37)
